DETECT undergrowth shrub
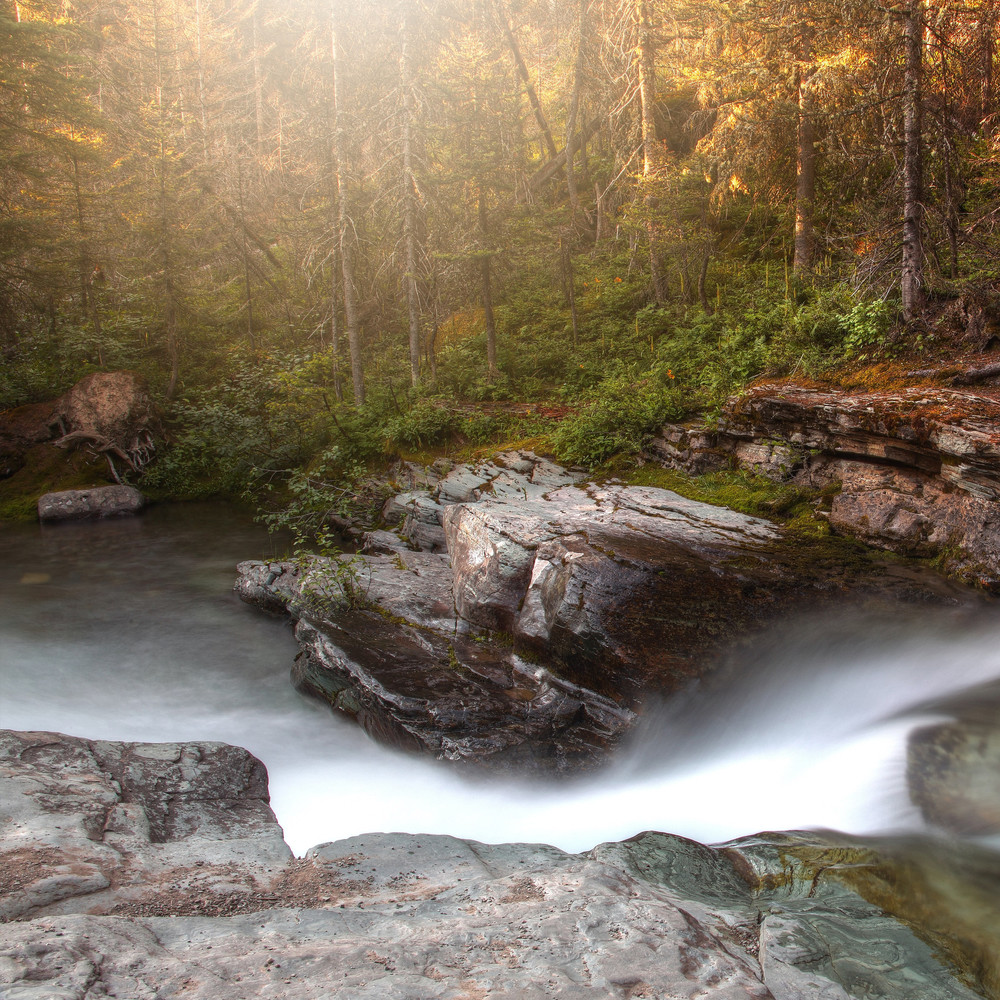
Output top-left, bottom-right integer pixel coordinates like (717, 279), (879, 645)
(552, 364), (684, 467)
(384, 397), (461, 448)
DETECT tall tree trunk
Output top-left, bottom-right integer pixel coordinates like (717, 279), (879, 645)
(194, 0), (209, 154)
(153, 0), (179, 398)
(563, 240), (579, 346)
(636, 0), (668, 304)
(565, 0), (588, 217)
(331, 4), (364, 406)
(980, 9), (995, 121)
(251, 3), (265, 159)
(493, 0), (558, 161)
(70, 154), (91, 317)
(698, 247), (711, 313)
(792, 41), (816, 275)
(236, 154), (255, 347)
(400, 5), (421, 388)
(329, 250), (343, 401)
(902, 0), (925, 321)
(479, 189), (497, 374)
(159, 145), (179, 399)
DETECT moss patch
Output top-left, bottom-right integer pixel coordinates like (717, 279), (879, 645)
(596, 461), (815, 521)
(0, 444), (114, 523)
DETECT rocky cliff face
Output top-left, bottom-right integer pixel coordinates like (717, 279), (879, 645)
(2, 728), (995, 1000)
(649, 383), (1000, 588)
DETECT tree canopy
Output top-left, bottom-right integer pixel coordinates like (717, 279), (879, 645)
(3, 0), (1000, 492)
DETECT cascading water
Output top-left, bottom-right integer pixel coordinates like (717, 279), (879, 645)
(2, 503), (997, 856)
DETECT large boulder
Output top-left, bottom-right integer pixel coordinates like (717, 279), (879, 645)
(237, 558), (635, 772)
(0, 729), (994, 1000)
(237, 452), (964, 771)
(441, 483), (788, 700)
(37, 484), (145, 521)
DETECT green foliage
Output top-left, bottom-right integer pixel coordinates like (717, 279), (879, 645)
(837, 299), (897, 359)
(143, 349), (336, 499)
(293, 528), (372, 615)
(384, 397), (461, 448)
(552, 363), (684, 468)
(259, 454), (388, 551)
(0, 315), (151, 409)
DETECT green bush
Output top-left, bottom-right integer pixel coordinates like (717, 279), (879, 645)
(384, 397), (461, 448)
(552, 365), (684, 467)
(837, 299), (896, 358)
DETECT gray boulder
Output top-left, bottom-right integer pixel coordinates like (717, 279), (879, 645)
(239, 451), (970, 771)
(37, 484), (145, 521)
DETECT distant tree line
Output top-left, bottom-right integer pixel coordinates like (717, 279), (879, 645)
(3, 0), (1000, 403)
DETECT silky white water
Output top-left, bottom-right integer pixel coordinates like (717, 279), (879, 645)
(2, 504), (997, 856)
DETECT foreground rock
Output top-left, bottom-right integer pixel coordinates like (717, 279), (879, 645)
(649, 382), (1000, 588)
(906, 675), (1000, 835)
(1, 729), (995, 1000)
(37, 484), (145, 521)
(238, 451), (969, 771)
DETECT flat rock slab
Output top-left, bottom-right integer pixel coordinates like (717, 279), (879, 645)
(0, 730), (290, 922)
(37, 485), (145, 521)
(0, 729), (992, 1000)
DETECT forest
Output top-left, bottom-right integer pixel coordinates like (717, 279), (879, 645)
(3, 0), (1000, 524)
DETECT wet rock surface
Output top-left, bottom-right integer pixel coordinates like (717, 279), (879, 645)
(649, 383), (1000, 587)
(238, 451), (973, 772)
(1, 728), (993, 1000)
(907, 677), (1000, 836)
(37, 484), (145, 521)
(239, 459), (745, 767)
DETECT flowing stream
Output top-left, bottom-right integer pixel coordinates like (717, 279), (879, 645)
(2, 503), (998, 856)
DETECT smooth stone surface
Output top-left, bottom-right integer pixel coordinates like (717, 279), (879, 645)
(238, 450), (974, 770)
(37, 484), (145, 521)
(0, 730), (290, 923)
(908, 693), (1000, 835)
(0, 729), (991, 1000)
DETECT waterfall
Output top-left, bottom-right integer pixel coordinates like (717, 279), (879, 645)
(2, 504), (997, 855)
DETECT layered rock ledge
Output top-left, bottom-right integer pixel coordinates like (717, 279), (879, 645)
(649, 383), (1000, 587)
(2, 728), (996, 1000)
(237, 452), (965, 772)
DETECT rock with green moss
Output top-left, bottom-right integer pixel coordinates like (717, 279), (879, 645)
(238, 454), (969, 772)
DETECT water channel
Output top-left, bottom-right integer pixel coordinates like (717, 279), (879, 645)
(2, 503), (999, 856)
